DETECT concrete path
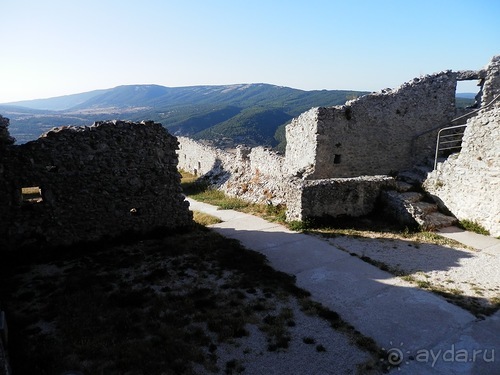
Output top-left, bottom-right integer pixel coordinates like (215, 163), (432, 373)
(188, 198), (500, 374)
(438, 226), (500, 255)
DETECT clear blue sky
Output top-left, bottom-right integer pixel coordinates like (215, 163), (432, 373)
(1, 0), (499, 103)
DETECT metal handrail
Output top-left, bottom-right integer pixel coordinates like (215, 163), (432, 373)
(434, 124), (467, 169)
(423, 93), (500, 170)
(413, 93), (500, 141)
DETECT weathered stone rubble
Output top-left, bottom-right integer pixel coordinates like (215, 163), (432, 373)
(178, 137), (288, 205)
(0, 119), (192, 250)
(380, 190), (457, 230)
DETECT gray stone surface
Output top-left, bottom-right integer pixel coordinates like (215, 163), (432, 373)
(286, 175), (396, 221)
(381, 190), (457, 230)
(286, 71), (459, 179)
(424, 56), (500, 236)
(0, 120), (192, 250)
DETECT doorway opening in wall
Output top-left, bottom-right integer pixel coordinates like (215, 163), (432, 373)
(333, 154), (341, 164)
(455, 80), (482, 109)
(21, 186), (43, 203)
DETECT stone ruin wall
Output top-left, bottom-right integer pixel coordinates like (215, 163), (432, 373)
(1, 58), (488, 229)
(177, 136), (395, 221)
(286, 71), (461, 179)
(424, 56), (500, 236)
(177, 137), (289, 205)
(0, 118), (192, 250)
(177, 60), (498, 224)
(179, 57), (499, 229)
(480, 55), (500, 107)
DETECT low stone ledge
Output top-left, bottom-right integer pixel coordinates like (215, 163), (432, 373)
(286, 176), (396, 221)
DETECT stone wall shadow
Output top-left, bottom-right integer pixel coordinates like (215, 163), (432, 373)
(207, 224), (500, 374)
(209, 225), (497, 317)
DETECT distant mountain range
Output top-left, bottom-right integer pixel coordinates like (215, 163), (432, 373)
(455, 92), (477, 99)
(0, 84), (474, 148)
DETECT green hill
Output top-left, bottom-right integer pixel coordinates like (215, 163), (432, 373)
(193, 107), (293, 147)
(1, 84), (369, 146)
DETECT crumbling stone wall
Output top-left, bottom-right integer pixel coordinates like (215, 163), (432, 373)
(177, 137), (397, 219)
(419, 60), (499, 236)
(177, 136), (233, 177)
(480, 55), (500, 108)
(177, 137), (288, 204)
(0, 119), (192, 250)
(286, 71), (460, 179)
(424, 56), (500, 236)
(424, 108), (500, 236)
(180, 58), (496, 225)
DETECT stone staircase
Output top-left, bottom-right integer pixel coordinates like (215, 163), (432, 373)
(381, 163), (458, 230)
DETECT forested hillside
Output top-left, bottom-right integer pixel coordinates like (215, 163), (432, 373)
(1, 84), (367, 147)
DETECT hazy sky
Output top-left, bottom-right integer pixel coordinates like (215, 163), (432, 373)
(1, 0), (499, 103)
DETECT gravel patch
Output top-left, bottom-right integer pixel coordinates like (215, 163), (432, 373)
(212, 301), (371, 375)
(0, 229), (380, 374)
(321, 234), (500, 315)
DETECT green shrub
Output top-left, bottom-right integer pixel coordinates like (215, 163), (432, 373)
(459, 219), (490, 235)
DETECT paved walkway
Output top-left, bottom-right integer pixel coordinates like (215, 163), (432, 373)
(188, 198), (500, 374)
(438, 226), (500, 255)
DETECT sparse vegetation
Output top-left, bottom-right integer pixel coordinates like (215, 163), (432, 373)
(193, 210), (222, 225)
(306, 214), (470, 248)
(0, 226), (299, 374)
(0, 224), (389, 374)
(358, 256), (500, 317)
(458, 219), (491, 236)
(180, 170), (287, 224)
(302, 337), (316, 344)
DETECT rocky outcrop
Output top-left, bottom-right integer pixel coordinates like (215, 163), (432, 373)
(0, 120), (192, 250)
(381, 190), (457, 230)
